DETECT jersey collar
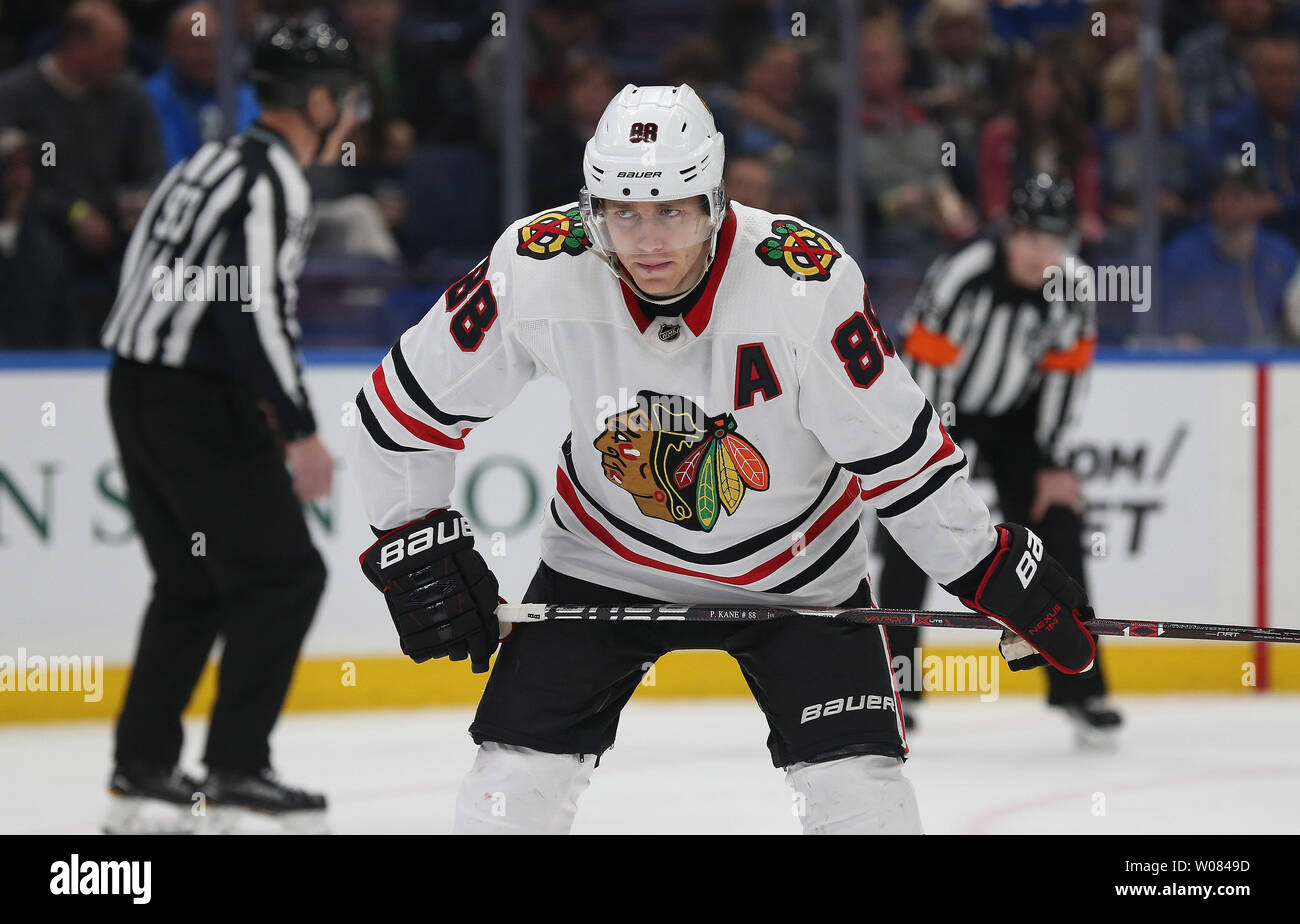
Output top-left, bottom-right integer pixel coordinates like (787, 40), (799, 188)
(617, 207), (738, 337)
(245, 121), (296, 157)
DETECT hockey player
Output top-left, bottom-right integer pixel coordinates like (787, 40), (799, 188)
(350, 85), (1099, 834)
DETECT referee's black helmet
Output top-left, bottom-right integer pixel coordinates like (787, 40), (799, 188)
(250, 21), (359, 110)
(1009, 173), (1075, 236)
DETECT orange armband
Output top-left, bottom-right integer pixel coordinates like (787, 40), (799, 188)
(902, 323), (961, 367)
(1040, 337), (1097, 373)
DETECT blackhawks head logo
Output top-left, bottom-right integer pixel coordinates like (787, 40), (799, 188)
(594, 391), (769, 532)
(755, 219), (839, 280)
(517, 207), (590, 259)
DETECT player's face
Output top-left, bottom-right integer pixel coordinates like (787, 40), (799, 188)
(604, 198), (712, 297)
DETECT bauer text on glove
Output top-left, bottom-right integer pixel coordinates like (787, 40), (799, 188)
(359, 509), (500, 672)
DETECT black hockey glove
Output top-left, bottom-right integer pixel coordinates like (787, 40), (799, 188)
(359, 509), (500, 672)
(942, 523), (1096, 674)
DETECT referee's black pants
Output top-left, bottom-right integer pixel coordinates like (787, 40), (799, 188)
(875, 409), (1107, 706)
(107, 359), (326, 772)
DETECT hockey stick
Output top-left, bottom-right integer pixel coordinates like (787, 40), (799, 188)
(495, 604), (1300, 644)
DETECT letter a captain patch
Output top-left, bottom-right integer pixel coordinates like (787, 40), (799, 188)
(735, 343), (783, 408)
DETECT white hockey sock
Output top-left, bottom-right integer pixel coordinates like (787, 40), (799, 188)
(786, 754), (923, 835)
(452, 742), (596, 835)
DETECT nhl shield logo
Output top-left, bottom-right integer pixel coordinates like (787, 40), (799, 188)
(594, 391), (769, 532)
(756, 219), (840, 281)
(517, 207), (590, 259)
(658, 322), (681, 342)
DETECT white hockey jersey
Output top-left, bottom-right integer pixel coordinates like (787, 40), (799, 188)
(348, 202), (998, 606)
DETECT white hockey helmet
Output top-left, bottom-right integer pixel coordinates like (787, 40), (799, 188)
(579, 84), (727, 274)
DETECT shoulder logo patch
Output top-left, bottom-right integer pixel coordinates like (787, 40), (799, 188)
(755, 219), (839, 281)
(517, 207), (590, 259)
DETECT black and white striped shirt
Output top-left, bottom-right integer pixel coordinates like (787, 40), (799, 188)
(898, 237), (1096, 467)
(101, 124), (317, 439)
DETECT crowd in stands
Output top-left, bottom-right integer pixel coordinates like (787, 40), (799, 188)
(1, 0), (1299, 349)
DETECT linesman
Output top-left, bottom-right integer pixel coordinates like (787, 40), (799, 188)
(100, 22), (360, 833)
(875, 174), (1122, 745)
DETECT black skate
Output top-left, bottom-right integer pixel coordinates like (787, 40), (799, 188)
(1060, 697), (1123, 750)
(197, 768), (329, 834)
(103, 763), (203, 834)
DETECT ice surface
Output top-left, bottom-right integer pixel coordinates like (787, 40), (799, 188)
(3, 695), (1297, 834)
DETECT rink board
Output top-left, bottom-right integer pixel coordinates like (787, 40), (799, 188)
(0, 352), (1296, 720)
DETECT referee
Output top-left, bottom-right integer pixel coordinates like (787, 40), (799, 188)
(100, 23), (359, 833)
(876, 174), (1122, 745)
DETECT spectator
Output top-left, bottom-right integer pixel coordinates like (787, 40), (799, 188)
(341, 0), (420, 167)
(0, 128), (69, 347)
(19, 1), (168, 79)
(660, 35), (736, 140)
(1096, 49), (1194, 245)
(858, 17), (978, 260)
(724, 153), (775, 211)
(467, 0), (606, 147)
(1176, 0), (1279, 137)
(332, 0), (436, 254)
(1206, 34), (1300, 246)
(307, 98), (405, 263)
(229, 0), (271, 81)
(987, 0), (1093, 46)
(392, 5), (482, 145)
(1065, 0), (1139, 124)
(979, 49), (1103, 244)
(1164, 0), (1218, 54)
(1159, 157), (1298, 346)
(529, 55), (620, 212)
(0, 0), (163, 344)
(707, 0), (786, 81)
(664, 35), (832, 221)
(147, 3), (260, 167)
(730, 41), (815, 158)
(277, 1), (422, 264)
(908, 0), (1015, 199)
(661, 34), (727, 93)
